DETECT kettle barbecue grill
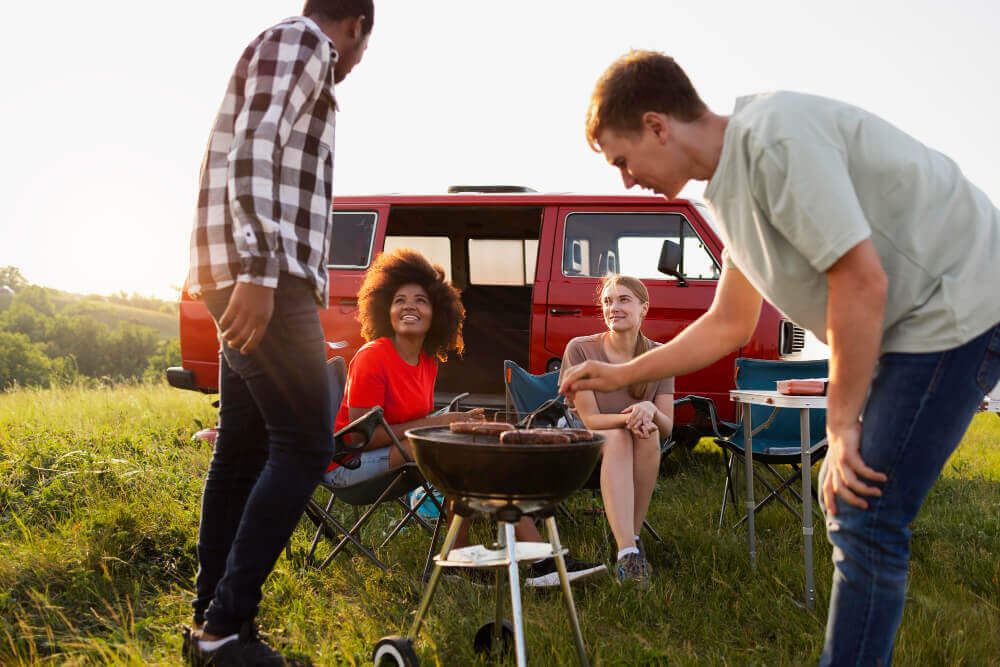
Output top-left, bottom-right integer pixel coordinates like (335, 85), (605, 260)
(373, 425), (604, 666)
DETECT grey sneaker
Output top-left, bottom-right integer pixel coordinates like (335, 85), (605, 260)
(182, 622), (310, 666)
(615, 552), (652, 589)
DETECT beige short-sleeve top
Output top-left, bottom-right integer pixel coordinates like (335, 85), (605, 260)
(559, 332), (675, 414)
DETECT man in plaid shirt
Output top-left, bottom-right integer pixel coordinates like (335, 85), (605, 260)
(183, 2), (373, 664)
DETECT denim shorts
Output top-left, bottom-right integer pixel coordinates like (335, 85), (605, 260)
(323, 448), (392, 487)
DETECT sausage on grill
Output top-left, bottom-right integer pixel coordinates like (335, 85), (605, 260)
(450, 421), (515, 437)
(500, 428), (573, 444)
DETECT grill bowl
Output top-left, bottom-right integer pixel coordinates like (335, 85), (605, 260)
(406, 426), (603, 514)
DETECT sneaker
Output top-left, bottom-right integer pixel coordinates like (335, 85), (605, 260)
(524, 555), (607, 588)
(182, 622), (310, 666)
(615, 552), (652, 590)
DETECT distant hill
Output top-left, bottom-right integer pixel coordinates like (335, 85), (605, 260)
(49, 292), (179, 340)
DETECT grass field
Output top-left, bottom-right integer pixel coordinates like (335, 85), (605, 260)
(0, 383), (997, 665)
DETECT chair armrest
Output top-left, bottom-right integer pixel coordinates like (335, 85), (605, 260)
(521, 397), (573, 428)
(332, 406), (414, 466)
(430, 391), (470, 416)
(674, 395), (738, 439)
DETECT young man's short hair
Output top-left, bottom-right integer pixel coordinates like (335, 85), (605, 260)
(586, 50), (707, 151)
(303, 0), (375, 36)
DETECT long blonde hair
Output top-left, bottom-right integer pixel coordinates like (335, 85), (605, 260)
(599, 274), (652, 400)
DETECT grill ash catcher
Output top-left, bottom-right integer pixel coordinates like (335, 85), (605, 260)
(373, 425), (604, 666)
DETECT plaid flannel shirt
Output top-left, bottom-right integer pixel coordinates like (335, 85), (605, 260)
(188, 16), (339, 306)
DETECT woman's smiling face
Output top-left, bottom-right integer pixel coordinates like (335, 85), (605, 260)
(601, 282), (648, 334)
(389, 283), (432, 338)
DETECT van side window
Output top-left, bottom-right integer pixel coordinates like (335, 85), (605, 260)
(468, 239), (537, 285)
(563, 212), (719, 280)
(385, 236), (453, 282)
(328, 211), (377, 268)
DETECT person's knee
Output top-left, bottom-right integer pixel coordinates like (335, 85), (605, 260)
(632, 428), (661, 451)
(826, 502), (912, 580)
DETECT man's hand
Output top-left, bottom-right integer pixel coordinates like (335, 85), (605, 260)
(218, 282), (275, 354)
(822, 422), (887, 515)
(559, 360), (628, 401)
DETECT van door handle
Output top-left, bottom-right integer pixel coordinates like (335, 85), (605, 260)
(339, 298), (358, 306)
(550, 308), (581, 315)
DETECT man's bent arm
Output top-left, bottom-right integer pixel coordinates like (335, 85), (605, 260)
(823, 238), (889, 513)
(561, 265), (762, 397)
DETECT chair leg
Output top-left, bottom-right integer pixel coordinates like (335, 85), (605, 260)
(312, 501), (388, 571)
(733, 465), (803, 528)
(422, 512), (445, 583)
(322, 472), (409, 569)
(641, 519), (665, 545)
(719, 451), (737, 531)
(307, 492), (338, 562)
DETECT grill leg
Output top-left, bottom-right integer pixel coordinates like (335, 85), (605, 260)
(503, 521), (528, 667)
(492, 523), (506, 656)
(408, 514), (465, 640)
(545, 516), (590, 667)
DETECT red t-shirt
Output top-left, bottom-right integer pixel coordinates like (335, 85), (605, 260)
(328, 337), (437, 470)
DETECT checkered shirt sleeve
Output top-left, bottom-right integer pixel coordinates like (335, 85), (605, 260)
(188, 17), (338, 305)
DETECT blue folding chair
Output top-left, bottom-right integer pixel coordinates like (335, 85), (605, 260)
(698, 357), (829, 530)
(503, 360), (562, 423)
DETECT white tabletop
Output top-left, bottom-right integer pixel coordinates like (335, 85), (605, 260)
(730, 389), (828, 409)
(982, 398), (999, 413)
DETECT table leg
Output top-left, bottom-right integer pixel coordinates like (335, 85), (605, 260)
(800, 408), (815, 610)
(744, 402), (756, 568)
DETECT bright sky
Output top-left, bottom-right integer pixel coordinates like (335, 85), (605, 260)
(1, 1), (997, 299)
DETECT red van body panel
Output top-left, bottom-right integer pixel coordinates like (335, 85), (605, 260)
(172, 193), (793, 424)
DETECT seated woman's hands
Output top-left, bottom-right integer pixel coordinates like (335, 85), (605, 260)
(622, 401), (657, 439)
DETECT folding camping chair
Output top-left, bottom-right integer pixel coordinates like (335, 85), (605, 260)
(300, 357), (446, 576)
(699, 357), (829, 530)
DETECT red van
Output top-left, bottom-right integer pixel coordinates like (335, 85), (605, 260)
(168, 188), (808, 426)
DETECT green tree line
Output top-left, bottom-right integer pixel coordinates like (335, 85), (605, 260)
(0, 267), (181, 390)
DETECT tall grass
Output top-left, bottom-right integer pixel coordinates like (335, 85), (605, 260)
(0, 384), (997, 664)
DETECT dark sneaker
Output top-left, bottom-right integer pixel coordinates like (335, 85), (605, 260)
(524, 555), (607, 588)
(182, 622), (310, 666)
(615, 552), (651, 590)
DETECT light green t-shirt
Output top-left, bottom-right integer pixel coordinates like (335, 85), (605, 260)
(704, 91), (1000, 354)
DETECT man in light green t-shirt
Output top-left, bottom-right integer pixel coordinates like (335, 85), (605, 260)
(560, 50), (1000, 666)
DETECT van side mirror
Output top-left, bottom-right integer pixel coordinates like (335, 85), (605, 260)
(658, 240), (688, 286)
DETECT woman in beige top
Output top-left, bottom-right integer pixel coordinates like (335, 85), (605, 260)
(559, 274), (674, 588)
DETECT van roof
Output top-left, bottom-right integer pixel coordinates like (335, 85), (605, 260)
(332, 192), (696, 207)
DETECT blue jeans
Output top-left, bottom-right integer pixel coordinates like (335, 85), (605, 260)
(192, 275), (334, 636)
(819, 322), (1000, 666)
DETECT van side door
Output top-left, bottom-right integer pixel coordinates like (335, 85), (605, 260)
(544, 205), (738, 410)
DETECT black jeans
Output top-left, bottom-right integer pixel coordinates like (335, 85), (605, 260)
(192, 275), (333, 636)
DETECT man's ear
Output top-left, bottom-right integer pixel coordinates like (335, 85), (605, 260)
(641, 112), (670, 144)
(349, 15), (366, 41)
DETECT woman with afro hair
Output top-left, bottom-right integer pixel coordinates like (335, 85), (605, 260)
(323, 248), (484, 486)
(323, 248), (608, 586)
